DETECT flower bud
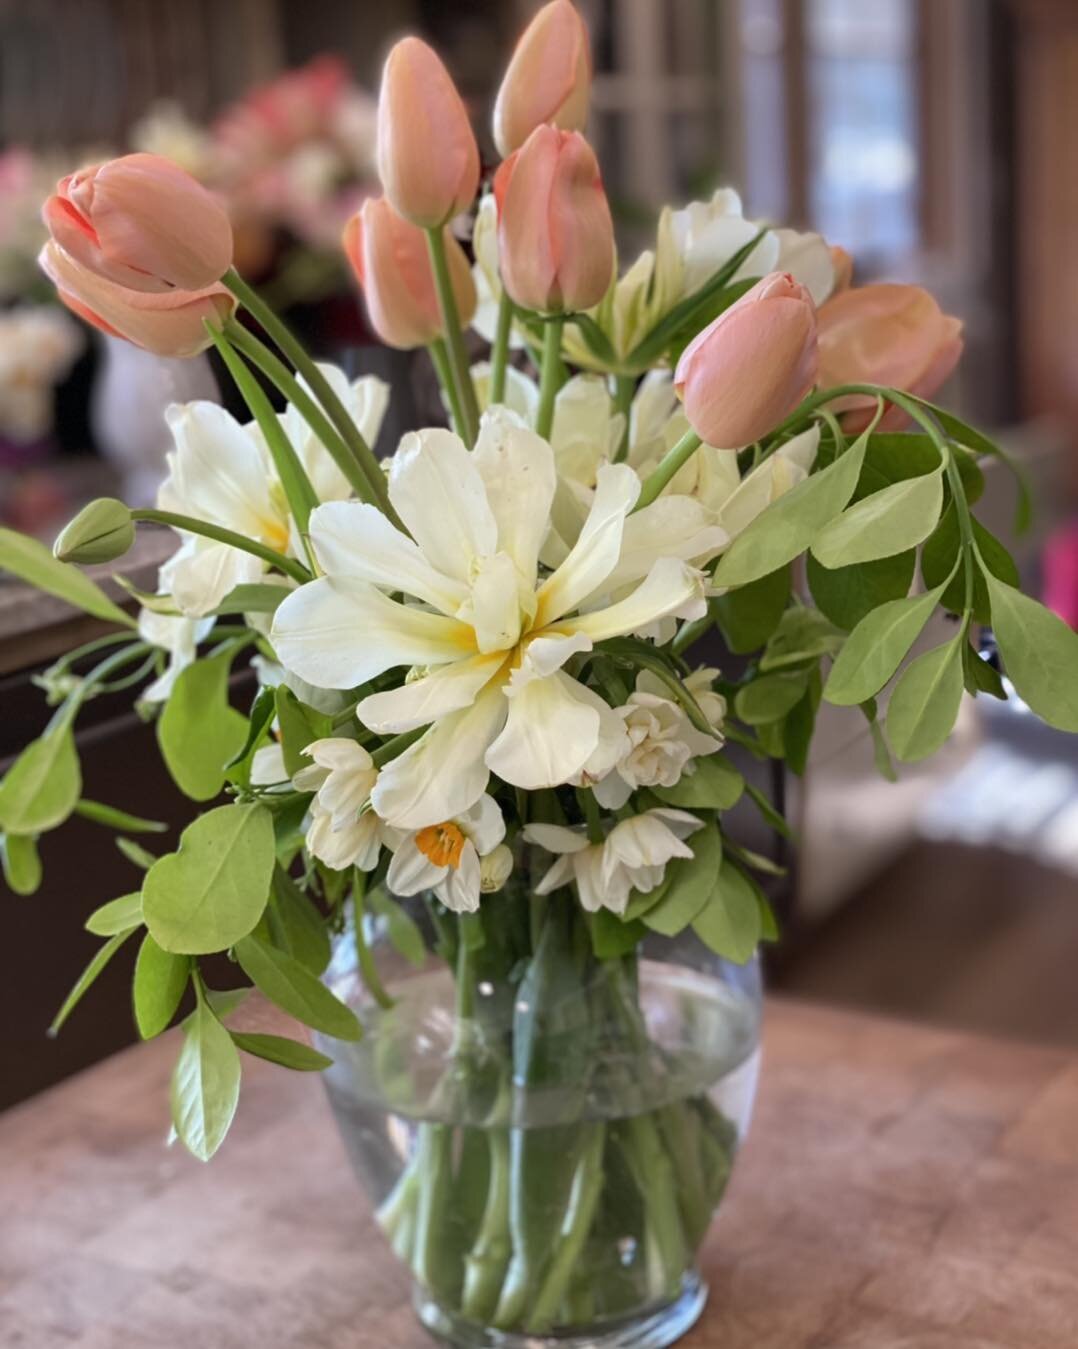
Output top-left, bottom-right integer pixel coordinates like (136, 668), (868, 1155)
(817, 283), (963, 432)
(674, 271), (818, 448)
(479, 843), (513, 893)
(493, 126), (614, 314)
(343, 198), (476, 350)
(376, 37), (480, 228)
(39, 239), (237, 358)
(43, 153), (233, 291)
(53, 497), (135, 564)
(493, 0), (591, 157)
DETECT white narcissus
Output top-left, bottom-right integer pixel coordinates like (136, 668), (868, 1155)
(386, 794), (505, 913)
(523, 808), (703, 915)
(294, 738), (388, 872)
(271, 418), (724, 829)
(158, 363), (389, 617)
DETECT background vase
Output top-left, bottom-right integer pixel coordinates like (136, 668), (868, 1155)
(90, 333), (219, 508)
(316, 854), (763, 1349)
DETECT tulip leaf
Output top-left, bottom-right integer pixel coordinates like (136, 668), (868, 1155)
(1, 834), (42, 895)
(0, 723), (81, 836)
(234, 935), (362, 1041)
(886, 634), (965, 762)
(811, 465), (944, 568)
(86, 891), (143, 936)
(157, 650), (249, 801)
(692, 860), (761, 964)
(823, 580), (950, 707)
(985, 575), (1078, 731)
(806, 549), (916, 631)
(713, 422), (873, 588)
(0, 526), (136, 628)
(734, 671), (810, 725)
(50, 927), (139, 1035)
(142, 804), (274, 955)
(133, 934), (190, 1039)
(229, 1031), (333, 1073)
(170, 997), (241, 1161)
(652, 753), (745, 811)
(642, 821), (722, 936)
(713, 565), (790, 654)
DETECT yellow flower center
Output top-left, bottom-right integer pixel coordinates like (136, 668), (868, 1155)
(416, 821), (467, 869)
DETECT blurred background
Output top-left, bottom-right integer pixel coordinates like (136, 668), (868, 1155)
(2, 0), (1078, 1106)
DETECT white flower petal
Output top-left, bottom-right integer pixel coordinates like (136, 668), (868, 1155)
(577, 846), (620, 913)
(357, 654), (506, 734)
(272, 576), (475, 689)
(601, 496), (728, 594)
(387, 836), (445, 896)
(471, 364), (538, 419)
(472, 413), (556, 583)
(485, 669), (602, 789)
(522, 822), (591, 855)
(250, 743), (288, 785)
(559, 557), (705, 644)
(438, 843), (482, 913)
(169, 540), (263, 617)
(533, 854), (576, 894)
(461, 551), (525, 653)
(460, 793), (506, 855)
(513, 632), (592, 687)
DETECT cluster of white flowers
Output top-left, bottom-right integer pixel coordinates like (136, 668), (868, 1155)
(0, 304), (82, 443)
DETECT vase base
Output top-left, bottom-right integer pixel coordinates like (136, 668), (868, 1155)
(413, 1272), (707, 1349)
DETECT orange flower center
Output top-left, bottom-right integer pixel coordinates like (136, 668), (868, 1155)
(415, 821), (467, 869)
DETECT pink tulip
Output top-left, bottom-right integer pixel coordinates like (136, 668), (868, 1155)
(817, 283), (964, 431)
(43, 153), (233, 292)
(376, 37), (480, 228)
(342, 197), (476, 351)
(39, 240), (236, 358)
(493, 0), (591, 157)
(674, 272), (818, 448)
(493, 126), (613, 314)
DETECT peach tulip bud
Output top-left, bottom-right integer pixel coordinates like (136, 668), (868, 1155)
(829, 245), (854, 294)
(674, 271), (818, 448)
(493, 126), (614, 314)
(342, 197), (476, 350)
(43, 153), (233, 292)
(39, 240), (236, 358)
(376, 37), (480, 228)
(493, 0), (591, 157)
(817, 283), (964, 432)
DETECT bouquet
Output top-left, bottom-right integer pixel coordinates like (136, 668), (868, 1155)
(3, 3), (1076, 1344)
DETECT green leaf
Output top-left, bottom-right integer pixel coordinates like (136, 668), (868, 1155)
(234, 935), (362, 1041)
(599, 638), (715, 736)
(985, 576), (1078, 731)
(86, 891), (143, 936)
(133, 933), (189, 1038)
(692, 862), (761, 963)
(743, 782), (793, 841)
(50, 927), (138, 1034)
(588, 909), (646, 959)
(275, 687), (332, 777)
(0, 526), (136, 628)
(806, 550), (916, 631)
(230, 1031), (333, 1072)
(921, 506), (1019, 626)
(861, 700), (897, 782)
(211, 583), (289, 616)
(205, 986), (251, 1021)
(223, 685), (277, 788)
(886, 635), (965, 762)
(116, 837), (158, 870)
(713, 421), (873, 588)
(854, 434), (940, 498)
(643, 822), (722, 937)
(269, 868), (332, 975)
(962, 642), (1006, 700)
(74, 799), (167, 834)
(651, 754), (744, 810)
(170, 998), (241, 1161)
(823, 581), (948, 707)
(783, 670), (822, 776)
(368, 888), (427, 969)
(157, 651), (248, 801)
(759, 607), (845, 671)
(1, 834), (42, 895)
(911, 399), (1032, 533)
(811, 465), (943, 568)
(712, 566), (790, 654)
(142, 804), (275, 955)
(734, 671), (810, 725)
(0, 723), (81, 835)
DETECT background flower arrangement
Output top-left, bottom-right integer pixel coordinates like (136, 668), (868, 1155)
(2, 0), (1077, 1343)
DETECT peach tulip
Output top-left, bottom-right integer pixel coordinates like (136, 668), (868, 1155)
(674, 271), (818, 448)
(493, 0), (591, 157)
(43, 153), (232, 292)
(376, 37), (480, 228)
(39, 239), (236, 358)
(817, 283), (963, 431)
(493, 126), (613, 314)
(829, 245), (854, 294)
(343, 197), (476, 351)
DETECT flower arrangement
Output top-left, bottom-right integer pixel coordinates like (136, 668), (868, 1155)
(3, 3), (1077, 1344)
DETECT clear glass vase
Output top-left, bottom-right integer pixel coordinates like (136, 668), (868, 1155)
(315, 856), (762, 1349)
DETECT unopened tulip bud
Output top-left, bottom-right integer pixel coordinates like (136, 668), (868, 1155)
(674, 271), (818, 448)
(493, 0), (591, 157)
(494, 126), (614, 314)
(54, 497), (135, 564)
(376, 37), (480, 228)
(43, 153), (233, 291)
(480, 843), (513, 894)
(39, 240), (237, 358)
(343, 198), (476, 351)
(817, 283), (963, 431)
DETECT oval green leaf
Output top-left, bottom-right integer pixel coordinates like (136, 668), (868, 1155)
(652, 754), (745, 810)
(170, 999), (241, 1161)
(234, 935), (362, 1041)
(886, 635), (965, 762)
(0, 526), (136, 628)
(0, 725), (81, 836)
(642, 822), (722, 937)
(157, 652), (249, 801)
(134, 933), (190, 1038)
(1, 833), (42, 895)
(811, 467), (943, 569)
(985, 575), (1078, 731)
(86, 891), (143, 936)
(230, 1031), (333, 1072)
(735, 671), (810, 725)
(823, 582), (948, 707)
(692, 861), (761, 964)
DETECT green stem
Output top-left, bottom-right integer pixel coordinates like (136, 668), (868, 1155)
(535, 316), (565, 441)
(353, 870), (394, 1010)
(222, 268), (392, 518)
(489, 290), (513, 405)
(425, 229), (480, 446)
(429, 337), (465, 438)
(611, 373), (636, 464)
(670, 602), (717, 657)
(371, 726), (425, 768)
(131, 509), (310, 584)
(461, 1127), (513, 1322)
(634, 428), (702, 511)
(411, 1123), (461, 1301)
(527, 1123), (607, 1331)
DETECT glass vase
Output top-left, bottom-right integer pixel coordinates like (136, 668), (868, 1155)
(315, 854), (762, 1349)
